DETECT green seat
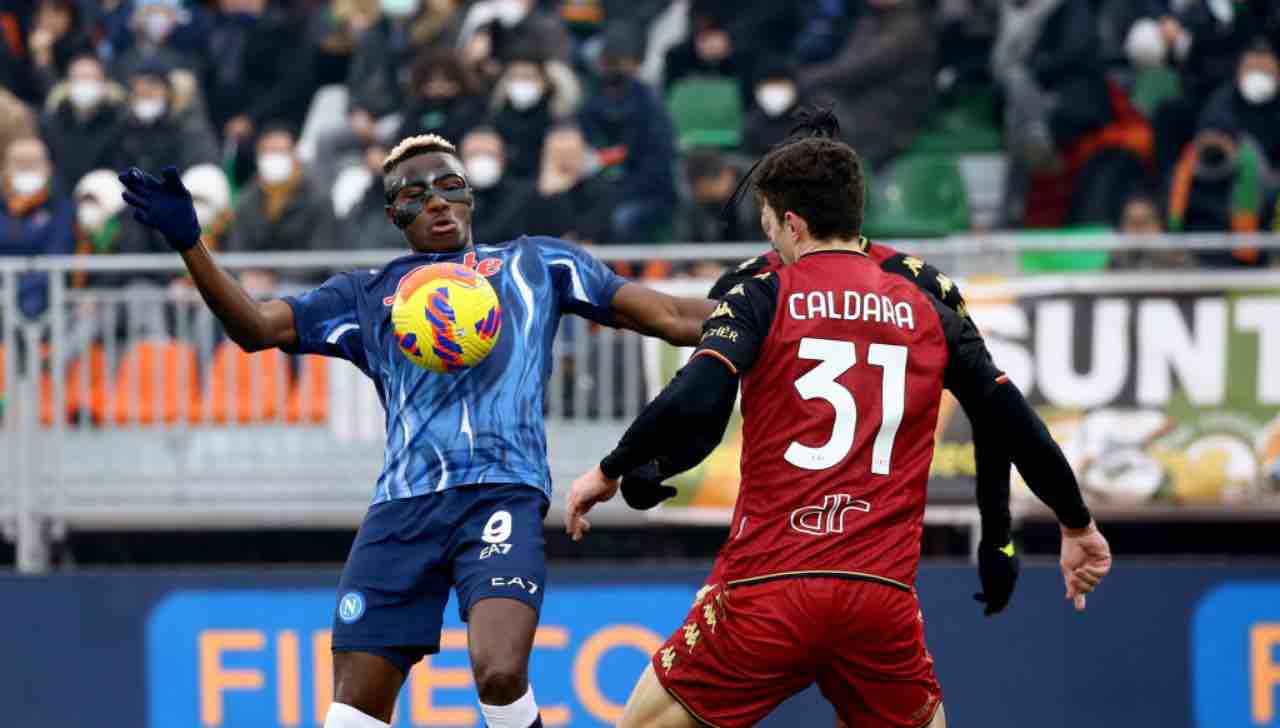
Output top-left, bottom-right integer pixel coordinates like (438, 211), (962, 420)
(667, 76), (742, 151)
(863, 154), (971, 238)
(1016, 225), (1113, 273)
(909, 86), (1003, 155)
(1130, 66), (1181, 118)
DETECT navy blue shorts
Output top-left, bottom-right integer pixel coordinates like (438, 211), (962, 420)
(331, 483), (549, 673)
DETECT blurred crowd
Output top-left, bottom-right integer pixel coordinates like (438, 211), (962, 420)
(1, 0), (1279, 300)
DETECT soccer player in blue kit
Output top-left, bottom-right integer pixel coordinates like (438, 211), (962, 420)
(118, 134), (713, 728)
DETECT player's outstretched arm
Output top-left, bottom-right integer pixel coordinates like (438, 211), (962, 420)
(935, 297), (1112, 611)
(609, 282), (715, 347)
(119, 167), (297, 352)
(565, 354), (738, 540)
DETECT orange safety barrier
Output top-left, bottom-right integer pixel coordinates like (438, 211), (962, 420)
(107, 340), (202, 425)
(65, 345), (108, 422)
(203, 343), (290, 424)
(287, 355), (329, 425)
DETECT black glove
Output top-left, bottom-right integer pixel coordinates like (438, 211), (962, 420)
(118, 166), (202, 251)
(973, 539), (1020, 616)
(619, 460), (678, 510)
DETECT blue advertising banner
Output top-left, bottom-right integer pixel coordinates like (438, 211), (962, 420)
(4, 563), (1280, 728)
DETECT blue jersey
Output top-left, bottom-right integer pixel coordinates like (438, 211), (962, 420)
(283, 236), (626, 504)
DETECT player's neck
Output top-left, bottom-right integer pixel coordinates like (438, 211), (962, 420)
(794, 236), (864, 261)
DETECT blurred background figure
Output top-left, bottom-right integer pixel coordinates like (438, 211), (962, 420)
(182, 163), (234, 251)
(579, 24), (677, 243)
(1167, 126), (1270, 267)
(742, 57), (803, 158)
(335, 143), (408, 250)
(394, 47), (487, 150)
(489, 44), (582, 180)
(1197, 41), (1280, 172)
(674, 146), (758, 243)
(41, 54), (127, 191)
(798, 0), (935, 171)
(111, 0), (203, 82)
(206, 0), (316, 183)
(460, 126), (532, 244)
(1108, 188), (1189, 270)
(112, 62), (218, 175)
(522, 121), (609, 242)
(225, 124), (334, 256)
(0, 136), (73, 318)
(25, 0), (90, 100)
(457, 0), (573, 83)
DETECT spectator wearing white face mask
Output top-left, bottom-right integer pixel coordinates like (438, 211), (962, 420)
(41, 54), (128, 191)
(70, 168), (171, 289)
(461, 127), (535, 244)
(1197, 40), (1280, 170)
(0, 136), (74, 318)
(112, 61), (217, 176)
(225, 124), (335, 255)
(742, 57), (802, 158)
(490, 46), (582, 180)
(111, 0), (204, 82)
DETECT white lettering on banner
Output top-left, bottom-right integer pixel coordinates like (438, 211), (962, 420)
(1035, 299), (1129, 409)
(974, 303), (1035, 393)
(1236, 298), (1280, 404)
(1137, 299), (1226, 406)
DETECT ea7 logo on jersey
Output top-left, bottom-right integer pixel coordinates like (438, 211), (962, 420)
(790, 493), (871, 536)
(491, 576), (539, 595)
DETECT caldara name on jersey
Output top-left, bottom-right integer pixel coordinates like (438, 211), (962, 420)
(786, 289), (916, 331)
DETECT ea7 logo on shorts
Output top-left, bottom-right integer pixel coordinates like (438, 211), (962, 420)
(790, 493), (870, 536)
(491, 576), (539, 595)
(479, 543), (513, 560)
(337, 591), (366, 624)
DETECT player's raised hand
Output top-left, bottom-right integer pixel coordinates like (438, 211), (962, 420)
(118, 166), (201, 251)
(565, 465), (620, 542)
(1059, 521), (1112, 611)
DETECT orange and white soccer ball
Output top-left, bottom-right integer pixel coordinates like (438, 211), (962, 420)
(390, 262), (501, 373)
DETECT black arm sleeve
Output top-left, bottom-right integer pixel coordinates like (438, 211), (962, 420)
(601, 272), (778, 479)
(963, 400), (1014, 545)
(600, 355), (738, 480)
(932, 296), (1092, 529)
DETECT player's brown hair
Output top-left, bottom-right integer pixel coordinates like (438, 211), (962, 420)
(382, 134), (458, 174)
(752, 134), (865, 241)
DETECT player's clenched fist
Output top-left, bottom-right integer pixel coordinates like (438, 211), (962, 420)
(565, 465), (620, 542)
(1059, 520), (1112, 611)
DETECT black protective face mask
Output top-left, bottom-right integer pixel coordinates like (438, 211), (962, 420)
(384, 164), (474, 229)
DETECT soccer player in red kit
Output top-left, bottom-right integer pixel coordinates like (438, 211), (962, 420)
(566, 134), (1111, 727)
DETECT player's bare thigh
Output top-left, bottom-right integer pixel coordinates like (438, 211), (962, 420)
(832, 702), (946, 728)
(619, 664), (703, 728)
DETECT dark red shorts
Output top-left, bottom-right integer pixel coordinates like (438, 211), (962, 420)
(652, 575), (942, 728)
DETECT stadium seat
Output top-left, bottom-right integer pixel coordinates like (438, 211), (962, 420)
(287, 355), (329, 425)
(667, 76), (742, 150)
(203, 343), (290, 424)
(1130, 66), (1181, 118)
(109, 340), (201, 426)
(908, 87), (1003, 155)
(863, 154), (971, 238)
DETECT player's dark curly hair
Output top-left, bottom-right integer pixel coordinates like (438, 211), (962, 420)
(751, 108), (865, 240)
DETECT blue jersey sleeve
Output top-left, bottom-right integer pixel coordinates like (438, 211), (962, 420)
(535, 237), (627, 324)
(280, 272), (370, 374)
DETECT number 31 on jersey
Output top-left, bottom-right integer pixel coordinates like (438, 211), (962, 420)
(785, 337), (907, 475)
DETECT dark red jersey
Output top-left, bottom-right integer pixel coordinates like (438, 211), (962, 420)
(710, 239), (974, 325)
(693, 248), (1004, 589)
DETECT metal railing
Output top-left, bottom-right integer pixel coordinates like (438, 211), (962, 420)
(2, 233), (1280, 572)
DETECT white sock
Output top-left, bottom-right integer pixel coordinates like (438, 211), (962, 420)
(479, 684), (539, 728)
(324, 702), (390, 728)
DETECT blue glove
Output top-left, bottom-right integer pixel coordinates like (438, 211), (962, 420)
(118, 166), (201, 251)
